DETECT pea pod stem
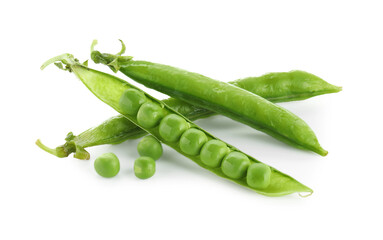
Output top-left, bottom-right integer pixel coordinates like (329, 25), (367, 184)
(40, 53), (313, 197)
(35, 139), (69, 158)
(91, 41), (330, 156)
(36, 134), (90, 160)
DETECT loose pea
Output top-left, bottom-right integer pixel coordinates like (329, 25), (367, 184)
(137, 135), (163, 160)
(179, 128), (208, 155)
(221, 152), (250, 179)
(134, 156), (156, 179)
(200, 140), (229, 167)
(247, 163), (272, 189)
(119, 89), (147, 115)
(159, 114), (189, 142)
(137, 102), (165, 128)
(94, 152), (120, 178)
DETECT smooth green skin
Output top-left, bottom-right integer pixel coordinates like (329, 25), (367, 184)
(119, 89), (147, 115)
(200, 140), (229, 167)
(92, 45), (330, 156)
(94, 152), (120, 178)
(247, 163), (272, 189)
(41, 54), (313, 196)
(221, 152), (251, 179)
(134, 156), (156, 179)
(137, 102), (165, 128)
(231, 71), (342, 103)
(179, 128), (208, 156)
(137, 135), (163, 160)
(159, 114), (190, 142)
(36, 71), (340, 160)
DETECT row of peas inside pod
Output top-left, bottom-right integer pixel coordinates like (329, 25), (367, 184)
(116, 88), (272, 189)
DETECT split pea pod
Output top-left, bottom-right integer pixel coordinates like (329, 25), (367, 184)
(36, 70), (340, 159)
(40, 53), (312, 197)
(91, 41), (328, 156)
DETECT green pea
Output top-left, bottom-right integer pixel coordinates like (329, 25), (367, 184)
(221, 152), (250, 179)
(94, 152), (120, 178)
(137, 102), (165, 128)
(200, 140), (229, 167)
(179, 128), (208, 155)
(159, 114), (189, 142)
(137, 135), (163, 160)
(134, 156), (156, 179)
(119, 89), (147, 115)
(247, 163), (272, 189)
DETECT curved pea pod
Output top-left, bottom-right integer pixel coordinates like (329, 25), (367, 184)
(40, 53), (313, 197)
(37, 69), (340, 159)
(91, 41), (329, 156)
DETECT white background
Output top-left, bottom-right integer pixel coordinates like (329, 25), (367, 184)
(1, 0), (382, 239)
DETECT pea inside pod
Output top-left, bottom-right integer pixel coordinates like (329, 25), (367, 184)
(137, 102), (166, 128)
(179, 128), (208, 155)
(221, 152), (251, 179)
(200, 139), (229, 167)
(247, 163), (272, 189)
(119, 89), (147, 115)
(159, 114), (189, 142)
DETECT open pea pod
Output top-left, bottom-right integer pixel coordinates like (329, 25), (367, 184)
(37, 71), (341, 160)
(40, 54), (312, 197)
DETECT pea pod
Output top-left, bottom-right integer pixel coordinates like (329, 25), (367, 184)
(91, 41), (328, 156)
(40, 53), (312, 197)
(36, 71), (340, 159)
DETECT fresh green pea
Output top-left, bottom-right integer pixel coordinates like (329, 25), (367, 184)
(159, 114), (189, 142)
(221, 152), (250, 179)
(200, 140), (229, 167)
(94, 152), (120, 178)
(137, 102), (165, 128)
(134, 156), (156, 179)
(247, 163), (272, 189)
(137, 135), (163, 160)
(179, 128), (208, 155)
(119, 89), (147, 115)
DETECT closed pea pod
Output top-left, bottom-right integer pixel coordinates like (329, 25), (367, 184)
(91, 40), (328, 156)
(41, 53), (313, 197)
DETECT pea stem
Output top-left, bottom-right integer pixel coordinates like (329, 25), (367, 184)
(35, 139), (69, 158)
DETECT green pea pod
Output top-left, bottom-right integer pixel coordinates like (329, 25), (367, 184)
(40, 53), (313, 197)
(91, 41), (329, 156)
(36, 70), (340, 160)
